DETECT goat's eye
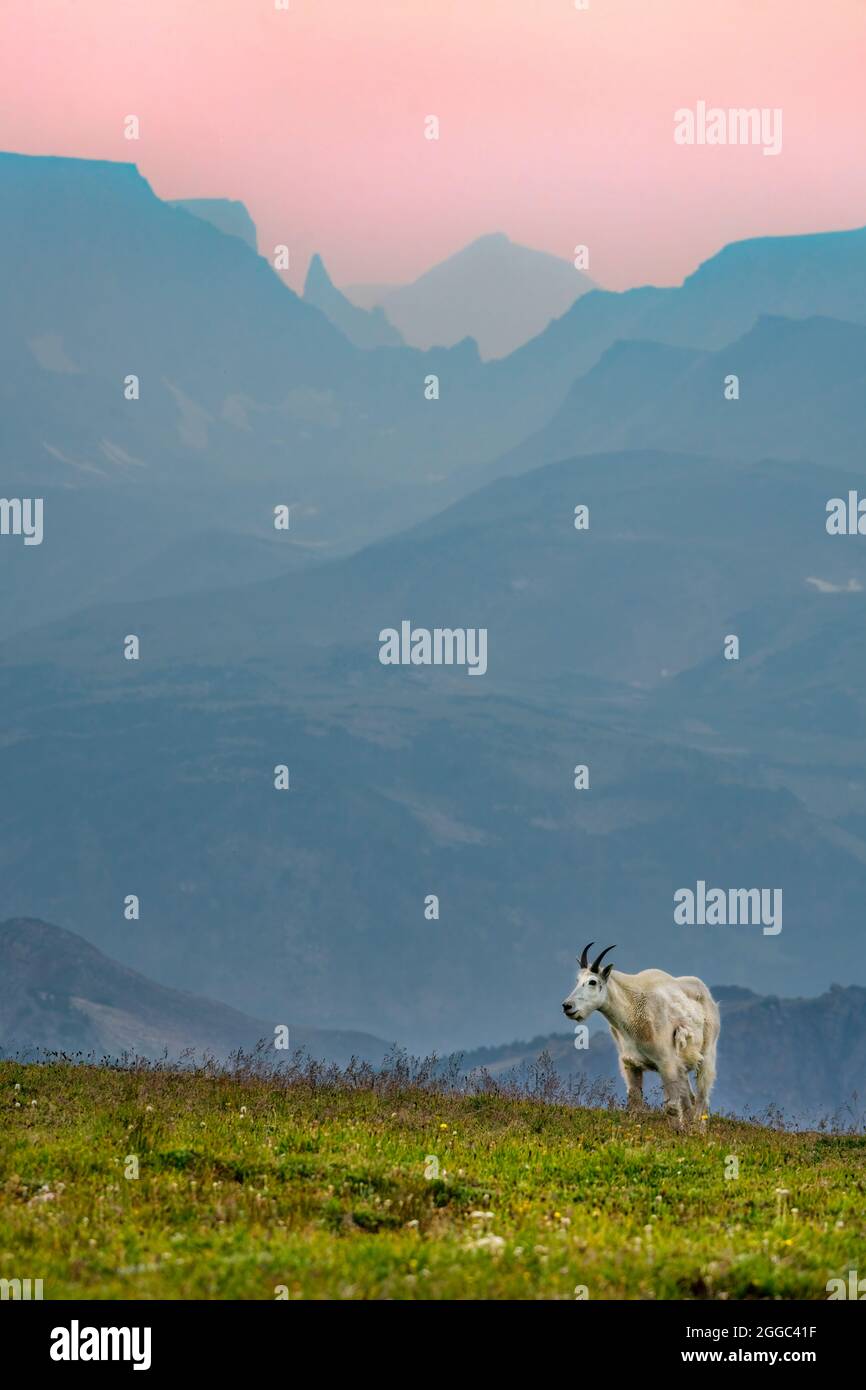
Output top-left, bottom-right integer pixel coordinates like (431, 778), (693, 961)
(589, 979), (597, 988)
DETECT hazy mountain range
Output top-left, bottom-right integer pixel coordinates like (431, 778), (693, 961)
(4, 440), (866, 1047)
(0, 917), (388, 1067)
(4, 151), (866, 638)
(483, 314), (866, 484)
(3, 919), (862, 1128)
(3, 148), (866, 1076)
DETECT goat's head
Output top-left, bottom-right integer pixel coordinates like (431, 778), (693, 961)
(562, 942), (616, 1021)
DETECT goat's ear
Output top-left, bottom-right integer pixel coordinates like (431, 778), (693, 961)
(602, 963), (615, 981)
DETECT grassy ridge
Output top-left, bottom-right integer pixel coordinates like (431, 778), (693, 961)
(1, 1058), (865, 1300)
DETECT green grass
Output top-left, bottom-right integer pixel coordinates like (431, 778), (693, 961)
(1, 1058), (865, 1300)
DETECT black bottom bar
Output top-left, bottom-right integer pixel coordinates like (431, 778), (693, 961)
(5, 1297), (857, 1376)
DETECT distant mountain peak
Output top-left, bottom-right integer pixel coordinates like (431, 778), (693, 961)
(344, 233), (596, 359)
(303, 251), (404, 349)
(304, 251), (335, 295)
(464, 231), (510, 249)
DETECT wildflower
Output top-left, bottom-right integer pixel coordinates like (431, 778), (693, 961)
(465, 1233), (505, 1255)
(28, 1185), (57, 1205)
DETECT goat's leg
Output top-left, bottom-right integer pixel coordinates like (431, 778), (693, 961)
(695, 1035), (718, 1116)
(660, 1063), (691, 1130)
(620, 1058), (646, 1111)
(681, 1073), (701, 1129)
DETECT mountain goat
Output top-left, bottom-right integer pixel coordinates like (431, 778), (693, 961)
(562, 943), (720, 1127)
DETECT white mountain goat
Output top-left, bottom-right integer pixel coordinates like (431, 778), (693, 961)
(562, 943), (720, 1127)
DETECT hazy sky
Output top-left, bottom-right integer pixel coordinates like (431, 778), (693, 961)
(2, 0), (865, 292)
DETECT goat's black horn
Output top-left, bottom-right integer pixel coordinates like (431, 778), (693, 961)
(578, 942), (594, 969)
(590, 944), (616, 973)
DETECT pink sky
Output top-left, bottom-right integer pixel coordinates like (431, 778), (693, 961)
(2, 0), (865, 293)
